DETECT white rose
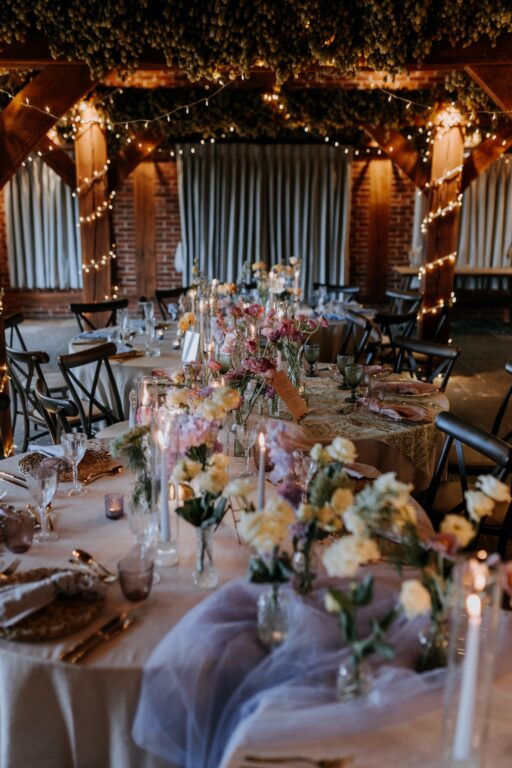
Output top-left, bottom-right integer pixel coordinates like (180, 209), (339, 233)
(209, 453), (229, 469)
(440, 514), (475, 548)
(196, 400), (224, 421)
(465, 490), (495, 523)
(225, 478), (254, 499)
(297, 502), (316, 522)
(324, 592), (341, 613)
(475, 475), (512, 504)
(343, 507), (368, 538)
(396, 502), (418, 528)
(373, 472), (413, 497)
(325, 437), (357, 464)
(321, 535), (380, 578)
(330, 487), (355, 516)
(310, 443), (328, 463)
(172, 458), (201, 483)
(198, 465), (228, 495)
(399, 579), (432, 619)
(211, 387), (241, 411)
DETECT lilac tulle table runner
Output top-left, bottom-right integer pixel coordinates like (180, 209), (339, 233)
(132, 567), (454, 768)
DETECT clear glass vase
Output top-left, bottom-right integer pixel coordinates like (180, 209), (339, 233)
(257, 584), (290, 648)
(417, 614), (449, 672)
(336, 655), (373, 702)
(286, 349), (304, 390)
(193, 526), (218, 589)
(292, 540), (316, 596)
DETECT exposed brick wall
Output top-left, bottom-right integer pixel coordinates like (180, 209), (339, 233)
(348, 159), (416, 303)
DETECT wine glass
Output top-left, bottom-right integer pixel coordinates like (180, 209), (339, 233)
(304, 343), (321, 377)
(26, 465), (58, 543)
(336, 354), (354, 390)
(61, 433), (88, 495)
(344, 363), (364, 403)
(233, 422), (258, 477)
(118, 308), (129, 342)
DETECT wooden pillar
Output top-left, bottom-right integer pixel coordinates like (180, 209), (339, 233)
(0, 292), (13, 457)
(368, 159), (392, 301)
(74, 104), (112, 303)
(420, 106), (464, 341)
(133, 162), (157, 300)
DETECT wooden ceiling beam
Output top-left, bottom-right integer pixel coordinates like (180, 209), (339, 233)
(108, 133), (163, 191)
(36, 135), (76, 188)
(461, 125), (512, 192)
(465, 64), (512, 112)
(0, 65), (95, 189)
(364, 127), (428, 189)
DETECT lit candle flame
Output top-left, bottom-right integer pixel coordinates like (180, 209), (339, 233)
(467, 594), (481, 620)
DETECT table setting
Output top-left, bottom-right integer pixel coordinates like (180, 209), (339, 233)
(1, 261), (508, 768)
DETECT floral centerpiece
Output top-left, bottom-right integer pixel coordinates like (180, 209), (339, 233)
(262, 312), (328, 388)
(111, 425), (152, 512)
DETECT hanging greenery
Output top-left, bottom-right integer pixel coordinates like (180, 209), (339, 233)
(0, 1), (511, 81)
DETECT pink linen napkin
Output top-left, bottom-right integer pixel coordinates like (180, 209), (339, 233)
(379, 380), (438, 396)
(363, 364), (392, 376)
(0, 571), (100, 628)
(360, 397), (433, 423)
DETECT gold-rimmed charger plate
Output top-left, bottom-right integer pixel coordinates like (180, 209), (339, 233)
(0, 568), (105, 642)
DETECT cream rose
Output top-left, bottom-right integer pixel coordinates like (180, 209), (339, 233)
(330, 487), (355, 516)
(321, 535), (380, 578)
(342, 507), (368, 538)
(325, 437), (357, 465)
(399, 579), (432, 619)
(225, 478), (254, 499)
(465, 490), (495, 523)
(475, 475), (512, 503)
(310, 443), (328, 464)
(373, 472), (413, 498)
(440, 514), (475, 548)
(324, 593), (341, 613)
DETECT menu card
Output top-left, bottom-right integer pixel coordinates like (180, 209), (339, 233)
(182, 331), (200, 362)
(272, 371), (308, 421)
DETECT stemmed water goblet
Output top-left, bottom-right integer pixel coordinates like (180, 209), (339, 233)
(26, 465), (59, 543)
(336, 354), (354, 390)
(304, 343), (320, 377)
(61, 433), (88, 496)
(344, 362), (364, 403)
(233, 422), (258, 477)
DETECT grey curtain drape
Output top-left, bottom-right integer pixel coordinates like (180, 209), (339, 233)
(5, 158), (82, 289)
(177, 143), (352, 295)
(411, 156), (512, 273)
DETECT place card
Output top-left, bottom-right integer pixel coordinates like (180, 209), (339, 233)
(272, 370), (308, 421)
(181, 330), (200, 363)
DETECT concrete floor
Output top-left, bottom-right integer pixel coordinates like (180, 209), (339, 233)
(7, 316), (512, 450)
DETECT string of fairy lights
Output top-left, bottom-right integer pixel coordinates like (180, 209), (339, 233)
(2, 73), (511, 295)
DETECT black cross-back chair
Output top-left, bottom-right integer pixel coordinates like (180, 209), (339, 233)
(385, 289), (422, 315)
(69, 298), (129, 332)
(6, 348), (59, 451)
(313, 283), (360, 303)
(339, 309), (382, 363)
(155, 287), (189, 320)
(421, 411), (512, 557)
(0, 392), (10, 459)
(35, 379), (79, 445)
(371, 310), (418, 366)
(4, 312), (27, 351)
(57, 343), (124, 437)
(394, 335), (460, 392)
(448, 360), (512, 476)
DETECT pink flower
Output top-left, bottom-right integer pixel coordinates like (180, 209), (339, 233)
(428, 532), (459, 556)
(245, 338), (258, 354)
(208, 360), (222, 373)
(245, 357), (276, 379)
(244, 303), (264, 318)
(229, 305), (243, 319)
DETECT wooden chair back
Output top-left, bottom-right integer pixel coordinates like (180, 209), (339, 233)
(4, 312), (27, 351)
(57, 342), (124, 437)
(155, 287), (189, 320)
(340, 310), (382, 363)
(313, 283), (360, 303)
(6, 347), (52, 451)
(394, 335), (460, 392)
(35, 379), (79, 444)
(69, 298), (129, 332)
(385, 289), (422, 315)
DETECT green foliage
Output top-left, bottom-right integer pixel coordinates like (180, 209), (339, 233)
(308, 461), (354, 509)
(248, 548), (293, 584)
(177, 492), (227, 528)
(111, 425), (152, 509)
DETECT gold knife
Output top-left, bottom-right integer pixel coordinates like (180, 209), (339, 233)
(82, 465), (124, 485)
(0, 471), (28, 489)
(60, 611), (136, 664)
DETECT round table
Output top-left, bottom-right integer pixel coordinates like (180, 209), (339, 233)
(0, 450), (434, 768)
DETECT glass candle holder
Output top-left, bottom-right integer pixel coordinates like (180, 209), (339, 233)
(441, 554), (502, 768)
(105, 493), (124, 520)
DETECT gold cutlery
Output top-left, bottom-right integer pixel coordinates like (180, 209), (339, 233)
(0, 559), (21, 581)
(70, 548), (117, 581)
(243, 756), (356, 767)
(82, 465), (124, 485)
(0, 471), (28, 489)
(60, 611), (136, 663)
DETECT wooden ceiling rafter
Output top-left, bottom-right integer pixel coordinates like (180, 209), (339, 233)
(461, 124), (512, 191)
(364, 127), (429, 190)
(36, 135), (76, 188)
(0, 64), (96, 189)
(108, 132), (164, 191)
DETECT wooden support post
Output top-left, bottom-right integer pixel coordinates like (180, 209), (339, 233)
(133, 162), (157, 300)
(0, 65), (94, 190)
(365, 127), (428, 190)
(0, 291), (13, 457)
(368, 159), (392, 301)
(420, 107), (464, 341)
(108, 133), (162, 192)
(74, 104), (112, 303)
(36, 135), (76, 188)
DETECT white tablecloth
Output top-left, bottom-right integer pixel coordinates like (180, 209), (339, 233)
(0, 452), (435, 768)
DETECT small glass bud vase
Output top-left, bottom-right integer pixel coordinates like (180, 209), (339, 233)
(417, 613), (449, 672)
(257, 584), (290, 648)
(336, 655), (373, 702)
(193, 526), (218, 589)
(441, 554), (502, 768)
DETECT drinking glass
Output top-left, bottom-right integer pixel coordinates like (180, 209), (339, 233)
(118, 545), (154, 602)
(118, 308), (129, 341)
(336, 353), (354, 390)
(61, 433), (88, 495)
(304, 343), (321, 377)
(140, 301), (155, 322)
(1, 508), (35, 552)
(233, 423), (258, 477)
(25, 466), (58, 543)
(344, 363), (364, 403)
